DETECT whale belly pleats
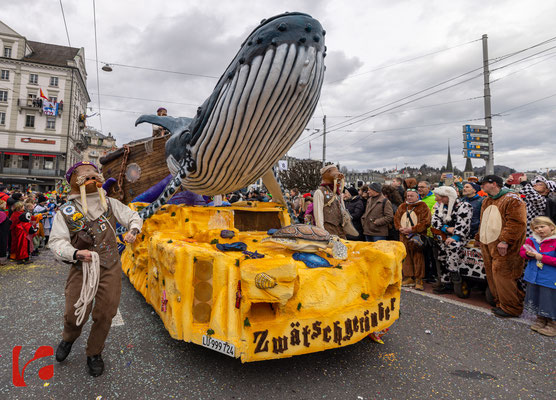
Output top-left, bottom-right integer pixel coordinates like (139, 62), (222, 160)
(183, 43), (323, 195)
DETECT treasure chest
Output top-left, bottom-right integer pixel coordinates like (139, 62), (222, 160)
(99, 135), (170, 204)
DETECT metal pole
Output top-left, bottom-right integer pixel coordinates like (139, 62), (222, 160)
(322, 115), (326, 167)
(482, 34), (494, 175)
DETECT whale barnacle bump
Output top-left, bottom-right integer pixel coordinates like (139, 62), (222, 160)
(260, 19), (266, 24)
(256, 37), (263, 44)
(322, 30), (326, 36)
(197, 106), (202, 114)
(313, 35), (320, 43)
(299, 37), (307, 43)
(305, 24), (312, 32)
(277, 23), (287, 31)
(247, 40), (252, 46)
(239, 57), (246, 64)
(271, 38), (277, 46)
(227, 72), (234, 79)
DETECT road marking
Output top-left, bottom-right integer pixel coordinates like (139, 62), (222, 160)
(401, 287), (532, 325)
(111, 308), (124, 327)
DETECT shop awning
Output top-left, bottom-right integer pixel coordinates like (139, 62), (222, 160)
(4, 152), (30, 156)
(32, 154), (57, 157)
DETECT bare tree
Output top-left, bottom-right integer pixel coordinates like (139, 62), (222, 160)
(279, 159), (323, 193)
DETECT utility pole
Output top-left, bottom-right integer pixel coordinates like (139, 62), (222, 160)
(322, 115), (327, 167)
(482, 34), (494, 175)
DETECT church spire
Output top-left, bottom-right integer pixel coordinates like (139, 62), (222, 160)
(446, 143), (453, 171)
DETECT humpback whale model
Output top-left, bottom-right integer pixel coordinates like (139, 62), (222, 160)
(133, 12), (326, 221)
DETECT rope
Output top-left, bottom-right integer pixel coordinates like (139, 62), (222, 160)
(113, 145), (130, 201)
(74, 251), (100, 326)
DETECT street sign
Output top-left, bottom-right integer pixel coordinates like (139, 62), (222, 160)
(463, 124), (488, 133)
(464, 141), (489, 150)
(463, 132), (489, 142)
(464, 149), (489, 159)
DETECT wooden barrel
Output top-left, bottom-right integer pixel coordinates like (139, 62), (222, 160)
(100, 135), (170, 204)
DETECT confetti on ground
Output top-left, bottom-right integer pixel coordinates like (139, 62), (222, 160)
(126, 344), (134, 349)
(425, 329), (432, 334)
(126, 361), (132, 368)
(96, 396), (102, 400)
(43, 382), (50, 387)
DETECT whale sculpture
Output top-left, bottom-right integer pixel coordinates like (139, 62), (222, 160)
(133, 12), (326, 221)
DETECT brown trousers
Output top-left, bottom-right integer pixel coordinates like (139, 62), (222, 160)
(401, 238), (425, 279)
(481, 244), (525, 316)
(62, 264), (122, 356)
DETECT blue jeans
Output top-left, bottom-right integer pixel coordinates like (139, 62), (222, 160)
(365, 235), (388, 242)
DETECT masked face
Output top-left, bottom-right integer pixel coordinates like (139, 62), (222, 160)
(69, 164), (108, 215)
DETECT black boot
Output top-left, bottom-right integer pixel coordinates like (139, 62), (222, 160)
(55, 340), (74, 362)
(87, 354), (104, 377)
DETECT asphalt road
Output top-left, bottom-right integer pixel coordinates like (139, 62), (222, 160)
(1, 251), (554, 400)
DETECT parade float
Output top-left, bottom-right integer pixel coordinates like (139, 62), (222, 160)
(101, 12), (405, 362)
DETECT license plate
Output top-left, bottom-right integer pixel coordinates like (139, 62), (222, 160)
(201, 335), (236, 358)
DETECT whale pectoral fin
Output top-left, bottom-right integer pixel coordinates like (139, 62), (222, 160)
(135, 115), (193, 135)
(262, 169), (287, 207)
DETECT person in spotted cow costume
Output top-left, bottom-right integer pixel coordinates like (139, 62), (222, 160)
(515, 175), (556, 236)
(431, 186), (473, 294)
(49, 161), (142, 377)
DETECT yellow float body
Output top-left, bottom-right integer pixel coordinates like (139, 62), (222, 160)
(122, 201), (405, 362)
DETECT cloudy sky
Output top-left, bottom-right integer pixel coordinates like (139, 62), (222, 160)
(3, 0), (556, 172)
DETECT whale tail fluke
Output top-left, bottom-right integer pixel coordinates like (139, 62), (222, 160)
(135, 115), (193, 135)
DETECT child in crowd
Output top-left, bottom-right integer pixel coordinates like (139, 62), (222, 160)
(0, 200), (9, 265)
(520, 216), (556, 337)
(14, 212), (38, 264)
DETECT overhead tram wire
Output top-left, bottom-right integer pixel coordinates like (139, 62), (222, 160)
(300, 36), (556, 146)
(59, 0), (71, 47)
(491, 52), (556, 84)
(495, 92), (556, 116)
(85, 59), (219, 79)
(328, 38), (482, 84)
(88, 92), (200, 107)
(92, 0), (103, 133)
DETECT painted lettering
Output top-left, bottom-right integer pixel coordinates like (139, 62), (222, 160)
(333, 321), (343, 346)
(253, 330), (269, 353)
(272, 336), (288, 354)
(378, 302), (384, 321)
(322, 325), (332, 342)
(371, 312), (378, 328)
(343, 318), (354, 341)
(311, 321), (322, 339)
(302, 326), (311, 348)
(290, 322), (301, 346)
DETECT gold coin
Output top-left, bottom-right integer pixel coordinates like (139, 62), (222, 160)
(195, 260), (213, 281)
(194, 281), (213, 302)
(192, 302), (212, 323)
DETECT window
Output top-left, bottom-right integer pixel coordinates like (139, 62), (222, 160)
(25, 115), (35, 127)
(0, 70), (8, 80)
(3, 47), (11, 58)
(19, 155), (30, 169)
(3, 154), (11, 168)
(0, 112), (5, 125)
(29, 74), (38, 84)
(49, 96), (57, 103)
(0, 90), (7, 102)
(46, 117), (56, 129)
(44, 158), (54, 169)
(49, 77), (58, 86)
(27, 93), (37, 106)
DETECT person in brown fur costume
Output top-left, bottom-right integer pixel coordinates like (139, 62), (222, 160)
(476, 175), (527, 318)
(394, 188), (431, 290)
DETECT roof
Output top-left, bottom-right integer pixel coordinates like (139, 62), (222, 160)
(23, 41), (79, 67)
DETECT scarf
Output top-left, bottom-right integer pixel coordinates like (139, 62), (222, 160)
(489, 187), (510, 200)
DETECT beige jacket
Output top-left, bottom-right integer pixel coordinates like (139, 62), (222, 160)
(49, 193), (142, 264)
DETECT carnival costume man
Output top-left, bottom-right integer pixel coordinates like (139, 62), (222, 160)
(313, 165), (348, 238)
(476, 175), (527, 318)
(49, 161), (142, 377)
(431, 186), (473, 294)
(394, 188), (431, 290)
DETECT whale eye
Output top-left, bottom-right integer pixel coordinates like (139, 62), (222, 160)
(247, 41), (252, 46)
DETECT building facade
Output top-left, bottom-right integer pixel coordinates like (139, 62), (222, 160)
(0, 20), (89, 191)
(80, 127), (117, 165)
